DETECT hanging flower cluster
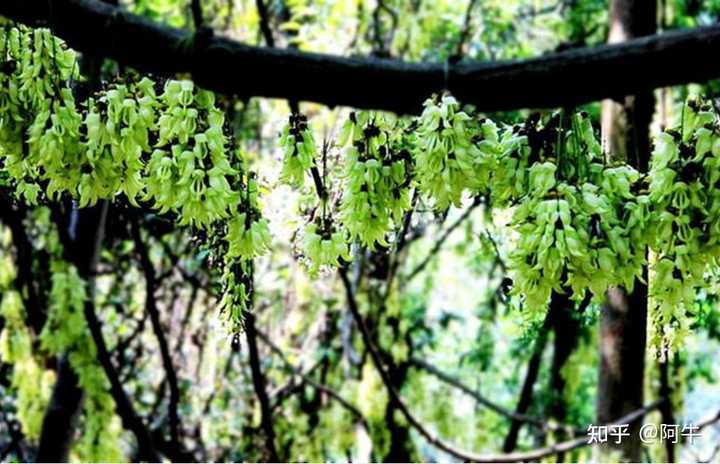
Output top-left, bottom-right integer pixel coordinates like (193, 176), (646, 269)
(645, 98), (720, 357)
(0, 23), (275, 349)
(149, 82), (239, 226)
(411, 94), (493, 209)
(303, 221), (351, 276)
(78, 76), (157, 207)
(0, 25), (243, 230)
(501, 113), (649, 317)
(6, 19), (720, 357)
(337, 111), (413, 249)
(219, 171), (271, 332)
(0, 24), (78, 204)
(218, 262), (251, 334)
(225, 173), (272, 260)
(280, 112), (317, 187)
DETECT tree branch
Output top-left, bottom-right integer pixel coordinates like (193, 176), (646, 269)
(696, 407), (720, 431)
(406, 196), (481, 282)
(409, 357), (579, 433)
(455, 0), (479, 56)
(244, 311), (279, 461)
(130, 215), (182, 451)
(4, 0), (720, 113)
(254, 0), (275, 47)
(255, 328), (369, 430)
(503, 308), (552, 452)
(190, 0), (203, 29)
(79, 204), (160, 462)
(339, 266), (662, 462)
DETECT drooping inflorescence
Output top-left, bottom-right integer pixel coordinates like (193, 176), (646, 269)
(4, 18), (720, 368)
(280, 112), (317, 188)
(645, 98), (720, 358)
(337, 111), (413, 249)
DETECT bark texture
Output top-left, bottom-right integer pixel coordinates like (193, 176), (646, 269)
(2, 0), (720, 113)
(597, 1), (656, 461)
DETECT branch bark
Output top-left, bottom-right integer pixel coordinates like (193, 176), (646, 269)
(503, 313), (550, 452)
(406, 196), (481, 282)
(4, 0), (720, 113)
(130, 215), (182, 451)
(78, 203), (160, 462)
(244, 312), (279, 461)
(658, 358), (676, 462)
(597, 1), (655, 461)
(409, 356), (576, 433)
(255, 328), (369, 430)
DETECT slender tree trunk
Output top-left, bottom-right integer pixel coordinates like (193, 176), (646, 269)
(245, 311), (279, 462)
(548, 291), (581, 423)
(503, 312), (551, 452)
(382, 329), (414, 462)
(658, 358), (676, 462)
(598, 1), (656, 461)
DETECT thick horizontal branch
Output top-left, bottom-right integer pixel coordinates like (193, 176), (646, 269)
(3, 0), (720, 113)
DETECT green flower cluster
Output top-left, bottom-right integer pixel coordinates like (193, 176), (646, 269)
(338, 111), (412, 249)
(645, 98), (720, 357)
(504, 114), (648, 316)
(0, 24), (78, 204)
(303, 221), (351, 276)
(280, 112), (317, 187)
(0, 247), (54, 443)
(225, 173), (272, 260)
(149, 81), (239, 227)
(0, 24), (242, 230)
(40, 260), (123, 462)
(220, 172), (272, 332)
(218, 263), (251, 334)
(78, 77), (157, 207)
(412, 94), (494, 209)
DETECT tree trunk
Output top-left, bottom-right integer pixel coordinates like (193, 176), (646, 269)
(598, 1), (656, 461)
(658, 358), (676, 462)
(36, 354), (84, 462)
(503, 313), (551, 452)
(548, 291), (581, 423)
(244, 311), (280, 462)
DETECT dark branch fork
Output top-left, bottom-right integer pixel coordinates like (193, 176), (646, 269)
(4, 0), (720, 114)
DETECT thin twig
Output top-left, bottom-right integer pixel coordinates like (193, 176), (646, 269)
(409, 357), (582, 434)
(256, 329), (370, 430)
(406, 196), (482, 282)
